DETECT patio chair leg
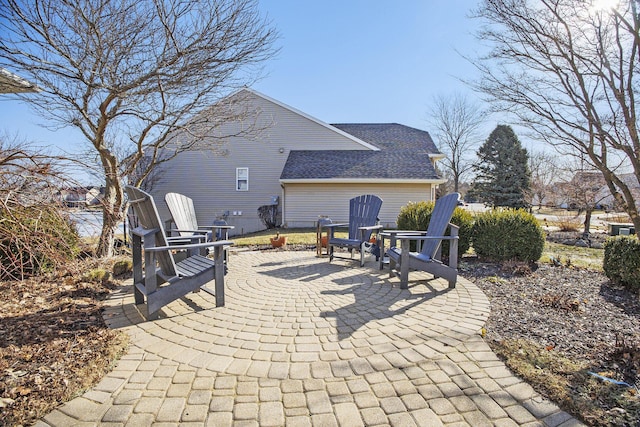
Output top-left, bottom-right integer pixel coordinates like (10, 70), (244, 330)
(400, 239), (410, 289)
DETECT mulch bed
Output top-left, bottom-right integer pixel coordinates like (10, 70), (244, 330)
(0, 265), (129, 427)
(462, 261), (640, 377)
(460, 258), (640, 425)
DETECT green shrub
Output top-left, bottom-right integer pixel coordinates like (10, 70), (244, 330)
(603, 236), (640, 291)
(472, 209), (545, 262)
(112, 259), (133, 276)
(396, 200), (473, 258)
(0, 204), (80, 279)
(84, 268), (111, 283)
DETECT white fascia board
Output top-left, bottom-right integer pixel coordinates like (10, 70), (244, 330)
(242, 88), (380, 151)
(280, 178), (447, 185)
(429, 153), (446, 160)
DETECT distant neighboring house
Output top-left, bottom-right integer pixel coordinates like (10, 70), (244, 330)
(0, 68), (38, 94)
(85, 186), (104, 206)
(57, 187), (87, 208)
(621, 172), (640, 199)
(57, 186), (104, 208)
(551, 171), (640, 211)
(150, 89), (446, 235)
(597, 173), (640, 211)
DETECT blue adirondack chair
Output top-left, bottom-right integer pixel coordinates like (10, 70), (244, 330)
(326, 194), (383, 267)
(385, 192), (460, 289)
(126, 186), (233, 319)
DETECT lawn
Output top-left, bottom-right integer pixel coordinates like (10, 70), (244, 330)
(231, 227), (606, 271)
(541, 241), (604, 270)
(231, 227), (317, 246)
(231, 227), (347, 247)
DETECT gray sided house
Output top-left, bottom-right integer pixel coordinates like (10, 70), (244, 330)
(151, 89), (445, 235)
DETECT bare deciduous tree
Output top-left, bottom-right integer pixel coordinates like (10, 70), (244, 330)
(558, 161), (610, 236)
(428, 93), (485, 192)
(0, 0), (278, 256)
(434, 166), (454, 198)
(471, 0), (640, 237)
(529, 151), (560, 209)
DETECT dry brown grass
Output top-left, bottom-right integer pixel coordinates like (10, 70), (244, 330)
(605, 214), (633, 224)
(492, 339), (640, 426)
(549, 210), (582, 232)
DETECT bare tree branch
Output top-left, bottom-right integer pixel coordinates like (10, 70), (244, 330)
(470, 0), (640, 235)
(427, 93), (486, 193)
(0, 0), (278, 256)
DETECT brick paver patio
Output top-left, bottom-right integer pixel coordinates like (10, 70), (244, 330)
(36, 250), (582, 426)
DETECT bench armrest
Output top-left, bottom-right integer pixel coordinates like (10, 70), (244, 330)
(358, 225), (383, 231)
(393, 234), (458, 241)
(146, 240), (234, 252)
(324, 223), (349, 229)
(379, 230), (426, 237)
(170, 228), (209, 234)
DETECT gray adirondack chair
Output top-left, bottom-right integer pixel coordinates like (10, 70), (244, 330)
(165, 192), (233, 262)
(327, 194), (383, 267)
(386, 192), (460, 289)
(125, 186), (233, 319)
(164, 191), (204, 237)
(165, 192), (233, 242)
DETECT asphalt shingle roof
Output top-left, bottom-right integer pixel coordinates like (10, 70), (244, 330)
(280, 123), (442, 180)
(331, 123), (441, 153)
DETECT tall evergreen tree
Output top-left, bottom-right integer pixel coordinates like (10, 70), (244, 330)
(473, 125), (531, 208)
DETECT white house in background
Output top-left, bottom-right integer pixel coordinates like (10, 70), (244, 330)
(56, 186), (103, 207)
(149, 89), (446, 235)
(0, 68), (38, 94)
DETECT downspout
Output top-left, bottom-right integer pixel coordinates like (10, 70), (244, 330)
(280, 183), (286, 227)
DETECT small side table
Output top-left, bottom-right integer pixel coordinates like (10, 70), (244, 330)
(212, 221), (234, 264)
(316, 217), (332, 257)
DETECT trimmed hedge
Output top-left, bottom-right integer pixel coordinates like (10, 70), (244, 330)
(471, 208), (545, 262)
(396, 201), (473, 258)
(603, 236), (640, 292)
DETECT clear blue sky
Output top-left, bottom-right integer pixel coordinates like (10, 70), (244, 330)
(0, 0), (494, 183)
(253, 1), (486, 128)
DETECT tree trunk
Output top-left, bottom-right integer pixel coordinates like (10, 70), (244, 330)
(96, 180), (124, 257)
(631, 213), (640, 241)
(97, 210), (116, 257)
(583, 208), (593, 238)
